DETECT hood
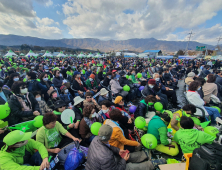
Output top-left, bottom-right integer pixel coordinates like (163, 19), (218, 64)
(140, 99), (147, 106)
(105, 119), (119, 129)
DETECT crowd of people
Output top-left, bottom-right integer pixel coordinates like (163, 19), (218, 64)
(0, 55), (221, 170)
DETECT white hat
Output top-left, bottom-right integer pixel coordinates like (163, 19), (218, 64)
(73, 96), (84, 106)
(100, 88), (109, 95)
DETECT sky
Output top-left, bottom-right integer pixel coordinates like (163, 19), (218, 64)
(0, 0), (222, 45)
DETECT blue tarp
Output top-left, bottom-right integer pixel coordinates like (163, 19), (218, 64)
(143, 50), (161, 53)
(156, 56), (174, 59)
(178, 56), (196, 59)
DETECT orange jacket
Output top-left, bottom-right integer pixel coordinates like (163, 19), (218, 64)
(104, 119), (138, 150)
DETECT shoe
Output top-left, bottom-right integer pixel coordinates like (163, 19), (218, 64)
(151, 158), (167, 169)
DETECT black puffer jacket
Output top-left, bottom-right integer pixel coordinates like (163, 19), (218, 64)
(8, 92), (41, 126)
(73, 106), (83, 122)
(134, 99), (148, 118)
(85, 136), (125, 170)
(119, 77), (132, 87)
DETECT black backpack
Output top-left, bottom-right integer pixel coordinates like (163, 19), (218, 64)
(189, 143), (222, 170)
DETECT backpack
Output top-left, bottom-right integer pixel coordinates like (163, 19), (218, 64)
(189, 143), (222, 170)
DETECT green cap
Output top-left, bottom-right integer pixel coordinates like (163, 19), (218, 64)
(19, 65), (24, 68)
(3, 130), (32, 146)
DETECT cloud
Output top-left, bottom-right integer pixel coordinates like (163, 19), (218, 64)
(62, 0), (222, 44)
(36, 17), (55, 26)
(34, 0), (53, 7)
(56, 10), (61, 15)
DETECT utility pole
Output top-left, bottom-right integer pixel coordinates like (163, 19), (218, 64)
(185, 30), (194, 55)
(216, 36), (222, 46)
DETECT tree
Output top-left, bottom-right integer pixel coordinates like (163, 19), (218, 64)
(177, 50), (185, 56)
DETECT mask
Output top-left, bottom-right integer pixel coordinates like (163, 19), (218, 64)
(91, 112), (97, 118)
(20, 88), (28, 94)
(183, 111), (191, 117)
(89, 78), (93, 81)
(149, 85), (154, 88)
(59, 73), (62, 77)
(155, 78), (160, 81)
(43, 78), (48, 81)
(123, 75), (126, 77)
(102, 109), (109, 113)
(108, 76), (111, 79)
(197, 87), (201, 90)
(53, 93), (57, 98)
(148, 102), (153, 106)
(3, 68), (6, 70)
(77, 74), (81, 78)
(31, 67), (34, 69)
(45, 70), (49, 72)
(106, 93), (109, 97)
(36, 97), (41, 101)
(65, 89), (69, 93)
(14, 78), (19, 82)
(88, 69), (91, 71)
(116, 78), (119, 81)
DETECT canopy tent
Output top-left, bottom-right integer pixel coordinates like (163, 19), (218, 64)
(42, 50), (53, 57)
(56, 51), (65, 57)
(87, 52), (94, 58)
(178, 56), (197, 59)
(4, 50), (18, 57)
(211, 55), (222, 60)
(78, 52), (85, 58)
(25, 50), (38, 57)
(124, 53), (137, 58)
(95, 53), (102, 58)
(204, 55), (212, 59)
(65, 54), (69, 57)
(156, 56), (174, 59)
(73, 54), (77, 57)
(20, 53), (25, 56)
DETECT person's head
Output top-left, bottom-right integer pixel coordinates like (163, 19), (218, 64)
(187, 72), (195, 78)
(148, 79), (156, 88)
(153, 73), (160, 81)
(11, 81), (27, 94)
(47, 89), (57, 98)
(85, 92), (93, 102)
(157, 113), (171, 125)
(33, 91), (42, 101)
(73, 96), (84, 107)
(180, 116), (194, 129)
(98, 124), (113, 143)
(100, 100), (112, 113)
(27, 72), (36, 80)
(106, 72), (112, 79)
(54, 100), (66, 112)
(215, 70), (222, 76)
(39, 73), (48, 82)
(73, 71), (81, 79)
(83, 105), (95, 118)
(109, 109), (122, 121)
(39, 65), (43, 71)
(182, 104), (196, 116)
(145, 95), (157, 105)
(188, 81), (200, 91)
(43, 112), (57, 129)
(60, 85), (68, 94)
(206, 74), (216, 83)
(195, 77), (206, 87)
(9, 73), (19, 81)
(100, 88), (109, 97)
(114, 96), (124, 105)
(53, 70), (60, 77)
(131, 69), (136, 75)
(89, 74), (95, 81)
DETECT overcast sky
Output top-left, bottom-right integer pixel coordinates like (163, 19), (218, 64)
(0, 0), (222, 45)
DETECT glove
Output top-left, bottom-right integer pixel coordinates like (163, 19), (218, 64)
(167, 139), (172, 144)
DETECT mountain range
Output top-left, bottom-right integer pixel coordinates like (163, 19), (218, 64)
(0, 34), (215, 52)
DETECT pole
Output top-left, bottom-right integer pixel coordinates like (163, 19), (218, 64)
(185, 30), (194, 55)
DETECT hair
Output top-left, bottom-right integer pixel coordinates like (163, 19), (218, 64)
(109, 109), (122, 121)
(53, 70), (59, 76)
(85, 91), (93, 98)
(153, 73), (159, 78)
(0, 81), (3, 88)
(27, 72), (37, 80)
(43, 112), (58, 126)
(100, 100), (112, 107)
(11, 81), (26, 94)
(83, 105), (94, 117)
(9, 73), (19, 81)
(39, 72), (47, 81)
(195, 77), (206, 86)
(145, 95), (157, 104)
(182, 104), (196, 115)
(215, 70), (221, 75)
(207, 74), (216, 83)
(106, 72), (112, 76)
(157, 113), (171, 123)
(188, 81), (200, 91)
(193, 70), (199, 75)
(180, 116), (194, 129)
(32, 91), (41, 97)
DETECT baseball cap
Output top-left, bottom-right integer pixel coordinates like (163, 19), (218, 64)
(98, 124), (113, 141)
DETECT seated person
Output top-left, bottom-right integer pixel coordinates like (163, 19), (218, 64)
(83, 92), (101, 111)
(110, 74), (128, 98)
(85, 74), (98, 95)
(104, 109), (141, 152)
(36, 112), (81, 154)
(0, 81), (12, 105)
(85, 124), (166, 170)
(195, 77), (206, 99)
(72, 96), (84, 125)
(47, 88), (60, 110)
(8, 81), (41, 126)
(79, 105), (101, 144)
(98, 100), (116, 121)
(134, 95), (157, 118)
(142, 79), (168, 109)
(147, 113), (179, 156)
(129, 69), (140, 84)
(72, 71), (88, 97)
(174, 116), (215, 153)
(114, 96), (132, 119)
(59, 85), (74, 105)
(185, 72), (195, 86)
(168, 104), (203, 136)
(186, 81), (220, 125)
(102, 72), (112, 87)
(33, 91), (52, 115)
(98, 88), (110, 105)
(0, 130), (49, 170)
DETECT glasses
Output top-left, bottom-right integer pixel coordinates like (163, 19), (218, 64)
(59, 106), (65, 108)
(86, 96), (92, 99)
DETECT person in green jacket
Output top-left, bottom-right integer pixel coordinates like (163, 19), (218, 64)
(129, 70), (140, 84)
(85, 74), (98, 94)
(36, 112), (81, 154)
(0, 130), (49, 170)
(147, 114), (179, 156)
(174, 116), (215, 154)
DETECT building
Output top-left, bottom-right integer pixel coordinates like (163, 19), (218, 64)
(138, 50), (162, 58)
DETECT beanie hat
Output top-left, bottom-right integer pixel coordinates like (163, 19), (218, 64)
(114, 96), (123, 104)
(89, 74), (95, 79)
(187, 72), (195, 77)
(148, 79), (156, 85)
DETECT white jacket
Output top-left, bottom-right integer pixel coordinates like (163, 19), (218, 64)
(186, 91), (208, 116)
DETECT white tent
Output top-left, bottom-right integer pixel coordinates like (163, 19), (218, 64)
(20, 53), (25, 56)
(87, 52), (94, 58)
(95, 53), (102, 58)
(26, 50), (38, 57)
(78, 52), (85, 58)
(43, 50), (53, 57)
(4, 50), (17, 57)
(57, 51), (65, 57)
